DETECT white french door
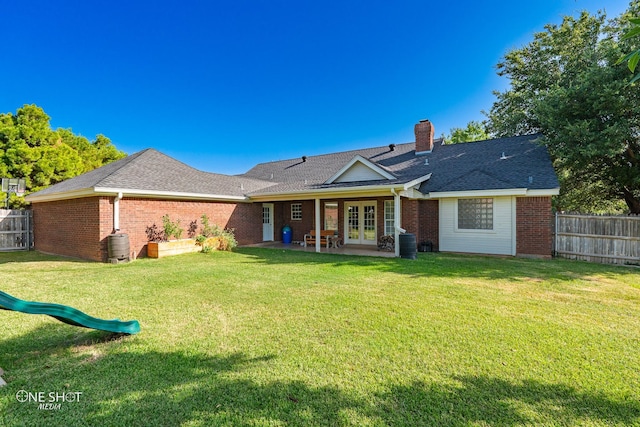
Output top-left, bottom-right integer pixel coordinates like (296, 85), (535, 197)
(344, 202), (376, 245)
(262, 203), (274, 241)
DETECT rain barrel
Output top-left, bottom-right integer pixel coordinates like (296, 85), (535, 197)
(282, 226), (292, 244)
(399, 233), (417, 260)
(108, 233), (130, 261)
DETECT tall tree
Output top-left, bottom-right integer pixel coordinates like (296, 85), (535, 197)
(486, 5), (640, 213)
(445, 120), (490, 144)
(618, 17), (640, 83)
(0, 104), (126, 208)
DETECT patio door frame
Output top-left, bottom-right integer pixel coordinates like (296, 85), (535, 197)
(344, 201), (377, 245)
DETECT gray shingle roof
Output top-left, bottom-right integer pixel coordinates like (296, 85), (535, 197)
(28, 134), (558, 202)
(243, 134), (558, 196)
(242, 142), (433, 195)
(418, 134), (559, 193)
(28, 148), (275, 199)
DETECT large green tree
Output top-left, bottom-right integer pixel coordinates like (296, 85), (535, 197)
(0, 104), (126, 208)
(444, 120), (490, 144)
(618, 17), (640, 82)
(486, 4), (640, 214)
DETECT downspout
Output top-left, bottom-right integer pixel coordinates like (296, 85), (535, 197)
(113, 192), (123, 232)
(315, 198), (321, 253)
(391, 188), (405, 257)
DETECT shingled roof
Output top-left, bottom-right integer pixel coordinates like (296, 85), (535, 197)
(26, 148), (275, 202)
(418, 134), (559, 194)
(243, 133), (558, 197)
(241, 141), (433, 196)
(27, 133), (558, 203)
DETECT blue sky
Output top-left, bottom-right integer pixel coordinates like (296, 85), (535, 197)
(1, 0), (631, 174)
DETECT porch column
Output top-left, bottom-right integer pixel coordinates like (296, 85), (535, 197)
(393, 189), (403, 257)
(315, 198), (321, 253)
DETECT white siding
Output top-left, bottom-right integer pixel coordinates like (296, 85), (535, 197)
(334, 162), (387, 183)
(439, 196), (515, 255)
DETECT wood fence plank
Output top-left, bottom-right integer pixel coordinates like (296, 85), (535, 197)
(0, 209), (32, 251)
(555, 213), (640, 265)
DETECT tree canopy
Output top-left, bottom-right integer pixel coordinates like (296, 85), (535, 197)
(486, 4), (640, 214)
(444, 120), (490, 144)
(0, 104), (126, 208)
(618, 17), (640, 83)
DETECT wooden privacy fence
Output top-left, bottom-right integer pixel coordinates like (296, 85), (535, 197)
(0, 209), (32, 251)
(555, 213), (640, 265)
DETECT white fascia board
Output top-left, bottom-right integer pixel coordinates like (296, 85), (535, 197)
(324, 155), (395, 184)
(26, 187), (249, 203)
(425, 188), (529, 199)
(527, 188), (560, 196)
(95, 187), (249, 201)
(399, 188), (426, 199)
(425, 187), (560, 199)
(249, 183), (406, 202)
(403, 173), (432, 191)
(25, 188), (97, 203)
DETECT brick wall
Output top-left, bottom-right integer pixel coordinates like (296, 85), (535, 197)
(418, 199), (439, 251)
(401, 199), (419, 237)
(516, 196), (553, 258)
(278, 201), (315, 242)
(117, 198), (262, 259)
(32, 194), (451, 261)
(32, 197), (264, 262)
(32, 197), (105, 261)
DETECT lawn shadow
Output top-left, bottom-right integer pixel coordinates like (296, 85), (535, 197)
(0, 323), (131, 371)
(234, 247), (639, 283)
(0, 250), (93, 265)
(1, 324), (638, 426)
(0, 324), (357, 426)
(374, 375), (640, 426)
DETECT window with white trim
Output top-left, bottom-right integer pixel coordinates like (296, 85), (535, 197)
(291, 203), (302, 221)
(384, 200), (395, 236)
(458, 198), (493, 230)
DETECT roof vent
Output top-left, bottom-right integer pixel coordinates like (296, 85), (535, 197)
(528, 176), (534, 184)
(424, 158), (429, 166)
(389, 144), (395, 151)
(302, 156), (307, 162)
(500, 152), (507, 160)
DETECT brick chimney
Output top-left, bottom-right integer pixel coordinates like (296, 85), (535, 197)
(414, 119), (434, 154)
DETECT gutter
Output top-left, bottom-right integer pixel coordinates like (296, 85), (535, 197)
(25, 187), (250, 203)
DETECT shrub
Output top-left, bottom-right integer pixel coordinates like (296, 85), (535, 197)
(187, 220), (198, 238)
(196, 214), (237, 252)
(145, 223), (166, 242)
(162, 214), (183, 240)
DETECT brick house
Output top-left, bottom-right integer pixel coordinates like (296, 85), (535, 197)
(25, 120), (559, 261)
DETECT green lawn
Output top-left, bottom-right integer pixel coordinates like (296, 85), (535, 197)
(1, 249), (639, 426)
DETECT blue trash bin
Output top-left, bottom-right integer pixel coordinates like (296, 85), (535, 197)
(282, 225), (292, 244)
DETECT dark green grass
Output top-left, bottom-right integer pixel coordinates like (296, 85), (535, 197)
(1, 249), (639, 426)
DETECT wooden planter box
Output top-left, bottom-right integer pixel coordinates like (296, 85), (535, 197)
(147, 239), (200, 258)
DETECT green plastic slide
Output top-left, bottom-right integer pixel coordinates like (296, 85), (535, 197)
(0, 290), (140, 335)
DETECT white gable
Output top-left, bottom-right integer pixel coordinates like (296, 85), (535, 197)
(325, 155), (395, 184)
